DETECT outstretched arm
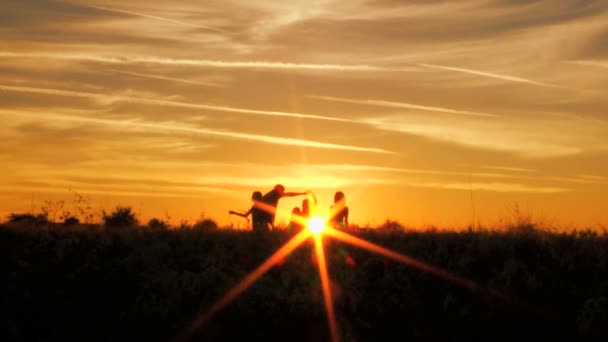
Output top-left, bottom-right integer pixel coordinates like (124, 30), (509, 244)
(283, 191), (307, 197)
(229, 210), (250, 219)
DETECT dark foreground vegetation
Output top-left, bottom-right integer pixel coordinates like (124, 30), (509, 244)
(2, 216), (608, 341)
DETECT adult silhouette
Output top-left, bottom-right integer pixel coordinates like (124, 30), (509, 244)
(329, 191), (349, 229)
(260, 184), (308, 229)
(229, 191), (269, 232)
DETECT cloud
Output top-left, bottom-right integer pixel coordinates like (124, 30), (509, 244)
(406, 181), (569, 194)
(109, 70), (227, 88)
(310, 95), (498, 118)
(304, 163), (517, 179)
(0, 84), (354, 123)
(364, 114), (601, 158)
(460, 164), (536, 173)
(0, 52), (388, 72)
(72, 2), (229, 33)
(418, 63), (566, 89)
(565, 60), (608, 69)
(1, 110), (391, 154)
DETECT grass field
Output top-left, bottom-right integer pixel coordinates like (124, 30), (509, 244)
(2, 220), (607, 341)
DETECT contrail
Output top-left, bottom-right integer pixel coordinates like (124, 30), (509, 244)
(565, 60), (608, 69)
(3, 110), (391, 154)
(310, 95), (498, 118)
(110, 69), (226, 88)
(0, 52), (387, 72)
(418, 63), (564, 89)
(0, 84), (354, 123)
(64, 1), (228, 33)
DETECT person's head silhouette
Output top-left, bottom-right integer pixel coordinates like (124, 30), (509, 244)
(252, 191), (262, 201)
(334, 191), (345, 205)
(274, 184), (285, 197)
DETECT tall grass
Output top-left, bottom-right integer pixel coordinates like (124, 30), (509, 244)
(1, 218), (607, 341)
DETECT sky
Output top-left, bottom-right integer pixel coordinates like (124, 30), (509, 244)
(1, 0), (607, 228)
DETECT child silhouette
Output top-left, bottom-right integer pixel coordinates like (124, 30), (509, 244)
(329, 191), (349, 229)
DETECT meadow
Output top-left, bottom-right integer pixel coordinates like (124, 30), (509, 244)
(1, 210), (607, 341)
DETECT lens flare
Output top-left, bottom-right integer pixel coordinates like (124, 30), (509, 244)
(313, 234), (339, 342)
(308, 217), (327, 235)
(178, 195), (536, 342)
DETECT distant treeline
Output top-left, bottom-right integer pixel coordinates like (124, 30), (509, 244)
(1, 219), (607, 341)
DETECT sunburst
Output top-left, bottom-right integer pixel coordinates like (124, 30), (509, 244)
(176, 203), (530, 342)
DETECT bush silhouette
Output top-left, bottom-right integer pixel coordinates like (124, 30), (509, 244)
(148, 218), (169, 230)
(193, 218), (218, 231)
(63, 216), (80, 226)
(377, 219), (405, 231)
(8, 213), (48, 226)
(102, 206), (138, 228)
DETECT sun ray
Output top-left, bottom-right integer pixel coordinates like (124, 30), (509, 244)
(313, 234), (339, 342)
(175, 229), (312, 341)
(325, 227), (550, 317)
(325, 228), (508, 297)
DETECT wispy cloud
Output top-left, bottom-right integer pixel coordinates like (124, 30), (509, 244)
(407, 181), (569, 194)
(310, 95), (498, 118)
(2, 110), (391, 154)
(0, 84), (354, 123)
(193, 175), (394, 188)
(64, 1), (229, 33)
(576, 174), (607, 181)
(304, 163), (516, 179)
(565, 60), (608, 69)
(365, 115), (589, 158)
(302, 163), (607, 187)
(110, 70), (226, 88)
(418, 63), (565, 89)
(0, 52), (387, 72)
(460, 165), (536, 173)
(0, 183), (238, 199)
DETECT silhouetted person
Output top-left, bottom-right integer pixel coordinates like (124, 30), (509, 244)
(288, 191), (317, 233)
(301, 191), (318, 219)
(260, 184), (308, 229)
(229, 191), (269, 232)
(329, 191), (349, 229)
(288, 206), (303, 233)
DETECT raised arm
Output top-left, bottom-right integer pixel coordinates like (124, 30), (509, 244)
(308, 190), (318, 205)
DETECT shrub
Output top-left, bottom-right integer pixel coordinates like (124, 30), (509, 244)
(377, 219), (404, 232)
(102, 206), (138, 228)
(193, 218), (218, 231)
(63, 216), (80, 226)
(148, 218), (169, 230)
(8, 213), (48, 226)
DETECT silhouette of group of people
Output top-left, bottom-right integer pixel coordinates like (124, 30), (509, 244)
(229, 184), (349, 232)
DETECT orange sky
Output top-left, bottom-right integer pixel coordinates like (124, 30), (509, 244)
(1, 0), (607, 228)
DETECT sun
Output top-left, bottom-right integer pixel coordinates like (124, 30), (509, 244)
(307, 216), (327, 235)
